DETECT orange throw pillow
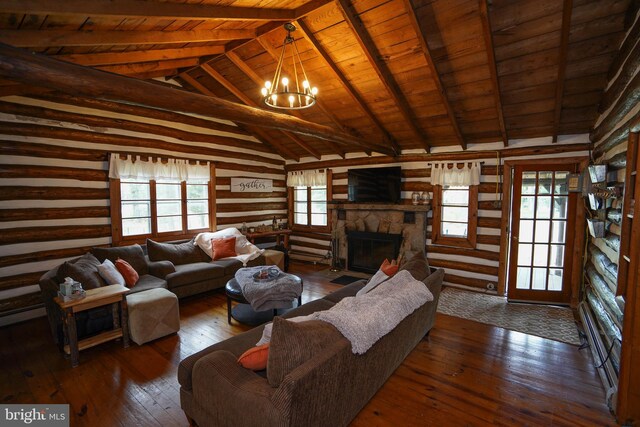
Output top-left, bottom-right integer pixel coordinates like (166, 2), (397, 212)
(115, 258), (139, 287)
(380, 258), (399, 276)
(211, 236), (237, 260)
(238, 343), (270, 370)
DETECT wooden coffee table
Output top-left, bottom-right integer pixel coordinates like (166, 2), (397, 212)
(55, 285), (130, 367)
(225, 274), (302, 325)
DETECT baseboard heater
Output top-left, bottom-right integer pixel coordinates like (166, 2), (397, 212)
(578, 301), (618, 411)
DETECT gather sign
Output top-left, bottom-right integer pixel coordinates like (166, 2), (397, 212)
(230, 177), (273, 192)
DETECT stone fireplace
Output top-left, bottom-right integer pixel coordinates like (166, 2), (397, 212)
(329, 202), (430, 272)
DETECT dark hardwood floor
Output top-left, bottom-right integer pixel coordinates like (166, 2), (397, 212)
(0, 262), (615, 426)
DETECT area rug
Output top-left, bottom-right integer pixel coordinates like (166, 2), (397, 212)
(437, 287), (582, 345)
(330, 275), (364, 285)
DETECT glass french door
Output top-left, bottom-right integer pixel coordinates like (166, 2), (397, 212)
(508, 165), (577, 304)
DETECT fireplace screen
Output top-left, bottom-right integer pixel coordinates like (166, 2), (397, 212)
(347, 231), (403, 274)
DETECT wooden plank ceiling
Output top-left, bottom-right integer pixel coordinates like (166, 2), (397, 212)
(0, 0), (634, 160)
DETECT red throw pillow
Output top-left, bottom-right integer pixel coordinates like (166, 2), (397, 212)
(211, 236), (237, 260)
(380, 258), (399, 276)
(115, 258), (139, 287)
(238, 343), (270, 370)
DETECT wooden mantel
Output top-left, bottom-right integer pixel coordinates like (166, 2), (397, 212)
(329, 202), (430, 212)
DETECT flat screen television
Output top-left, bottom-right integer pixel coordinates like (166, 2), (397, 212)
(347, 166), (401, 203)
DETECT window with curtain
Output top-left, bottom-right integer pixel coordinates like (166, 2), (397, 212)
(287, 169), (331, 232)
(431, 162), (480, 248)
(109, 154), (212, 243)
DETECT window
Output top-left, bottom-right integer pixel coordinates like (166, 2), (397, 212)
(117, 179), (211, 240)
(432, 184), (478, 248)
(293, 186), (327, 228)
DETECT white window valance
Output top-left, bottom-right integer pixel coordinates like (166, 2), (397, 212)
(108, 153), (210, 181)
(287, 169), (326, 187)
(430, 161), (481, 186)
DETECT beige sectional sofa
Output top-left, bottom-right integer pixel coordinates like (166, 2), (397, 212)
(178, 257), (444, 427)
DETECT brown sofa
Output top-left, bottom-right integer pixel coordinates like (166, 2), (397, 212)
(39, 239), (265, 344)
(178, 263), (444, 427)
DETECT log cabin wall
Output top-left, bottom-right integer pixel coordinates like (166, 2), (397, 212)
(582, 6), (640, 412)
(286, 138), (591, 291)
(0, 94), (286, 327)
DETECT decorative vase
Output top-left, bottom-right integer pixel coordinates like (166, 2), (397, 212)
(411, 191), (420, 205)
(420, 191), (431, 205)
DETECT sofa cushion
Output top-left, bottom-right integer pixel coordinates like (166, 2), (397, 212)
(238, 343), (270, 370)
(92, 245), (148, 275)
(115, 259), (139, 287)
(166, 262), (226, 288)
(210, 258), (244, 275)
(56, 253), (106, 290)
(126, 274), (168, 294)
(399, 251), (430, 281)
(423, 268), (445, 295)
(147, 239), (208, 265)
(283, 298), (334, 318)
(267, 317), (342, 387)
(97, 259), (125, 285)
(211, 236), (237, 260)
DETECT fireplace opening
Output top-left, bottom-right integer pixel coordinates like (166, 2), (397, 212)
(347, 231), (403, 274)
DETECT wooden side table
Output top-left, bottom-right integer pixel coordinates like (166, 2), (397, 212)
(245, 229), (292, 249)
(54, 284), (130, 367)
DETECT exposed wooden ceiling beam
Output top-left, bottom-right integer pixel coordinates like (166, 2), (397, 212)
(54, 46), (225, 67)
(0, 0), (296, 21)
(478, 0), (508, 146)
(98, 58), (199, 76)
(293, 0), (334, 19)
(294, 19), (399, 155)
(0, 43), (371, 150)
(402, 0), (466, 151)
(335, 0), (431, 153)
(0, 29), (255, 47)
(179, 72), (299, 161)
(552, 0), (573, 143)
(200, 63), (322, 159)
(224, 51), (346, 159)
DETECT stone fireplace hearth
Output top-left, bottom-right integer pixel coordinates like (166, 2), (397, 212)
(329, 202), (430, 271)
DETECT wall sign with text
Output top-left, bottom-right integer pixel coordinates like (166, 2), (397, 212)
(230, 177), (273, 192)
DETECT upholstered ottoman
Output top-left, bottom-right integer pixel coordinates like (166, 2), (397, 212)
(126, 288), (180, 345)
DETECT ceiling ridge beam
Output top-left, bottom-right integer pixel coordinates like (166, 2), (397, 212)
(335, 0), (430, 153)
(199, 63), (322, 160)
(223, 51), (346, 159)
(294, 18), (399, 155)
(0, 29), (255, 47)
(552, 0), (573, 143)
(53, 46), (226, 67)
(0, 0), (295, 21)
(478, 0), (508, 147)
(97, 58), (200, 76)
(401, 0), (466, 150)
(179, 72), (299, 162)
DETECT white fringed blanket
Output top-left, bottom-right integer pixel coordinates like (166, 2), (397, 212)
(317, 270), (433, 354)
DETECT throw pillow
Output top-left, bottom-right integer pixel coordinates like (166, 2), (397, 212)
(97, 259), (125, 285)
(267, 317), (341, 387)
(355, 269), (389, 296)
(237, 343), (270, 370)
(399, 252), (430, 281)
(91, 244), (149, 275)
(211, 236), (237, 260)
(115, 259), (139, 287)
(56, 253), (106, 290)
(256, 313), (320, 346)
(380, 258), (399, 276)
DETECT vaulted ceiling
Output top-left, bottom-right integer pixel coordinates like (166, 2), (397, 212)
(0, 0), (635, 160)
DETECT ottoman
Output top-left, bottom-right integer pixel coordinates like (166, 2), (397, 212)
(126, 288), (180, 345)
